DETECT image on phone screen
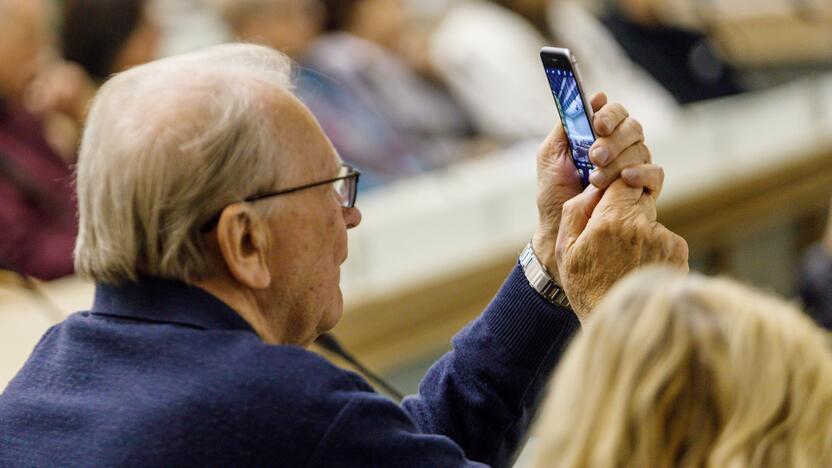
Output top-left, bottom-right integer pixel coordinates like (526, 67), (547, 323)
(544, 66), (595, 186)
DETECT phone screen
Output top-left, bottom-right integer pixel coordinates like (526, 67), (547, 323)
(543, 60), (595, 186)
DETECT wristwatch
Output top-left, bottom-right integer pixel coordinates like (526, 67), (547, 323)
(519, 241), (571, 309)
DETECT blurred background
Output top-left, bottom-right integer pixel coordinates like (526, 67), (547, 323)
(1, 0), (831, 454)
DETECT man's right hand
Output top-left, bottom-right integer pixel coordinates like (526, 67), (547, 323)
(556, 179), (689, 322)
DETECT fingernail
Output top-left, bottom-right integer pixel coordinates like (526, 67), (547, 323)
(591, 147), (610, 165)
(589, 170), (606, 187)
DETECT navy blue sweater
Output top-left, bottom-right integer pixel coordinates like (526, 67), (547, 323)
(0, 264), (579, 467)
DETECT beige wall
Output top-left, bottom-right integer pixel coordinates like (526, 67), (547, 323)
(0, 277), (92, 390)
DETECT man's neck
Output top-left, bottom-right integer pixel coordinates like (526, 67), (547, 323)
(192, 277), (284, 344)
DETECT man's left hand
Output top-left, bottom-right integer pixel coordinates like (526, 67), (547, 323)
(555, 180), (688, 320)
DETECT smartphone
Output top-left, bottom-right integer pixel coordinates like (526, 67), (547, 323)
(540, 47), (596, 187)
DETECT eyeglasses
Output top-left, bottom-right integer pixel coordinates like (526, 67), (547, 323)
(201, 164), (360, 232)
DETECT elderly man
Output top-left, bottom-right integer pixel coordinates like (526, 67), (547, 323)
(0, 44), (686, 466)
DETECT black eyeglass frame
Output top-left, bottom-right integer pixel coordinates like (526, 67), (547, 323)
(201, 164), (360, 232)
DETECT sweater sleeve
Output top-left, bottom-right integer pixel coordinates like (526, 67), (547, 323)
(400, 263), (580, 467)
(306, 388), (489, 468)
(308, 263), (579, 468)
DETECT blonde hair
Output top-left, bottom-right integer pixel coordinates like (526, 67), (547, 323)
(74, 43), (295, 284)
(532, 267), (832, 468)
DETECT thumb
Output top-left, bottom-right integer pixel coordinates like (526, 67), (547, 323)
(557, 185), (603, 256)
(537, 121), (570, 170)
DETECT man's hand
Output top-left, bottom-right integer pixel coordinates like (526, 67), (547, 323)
(534, 93), (663, 283)
(556, 180), (689, 321)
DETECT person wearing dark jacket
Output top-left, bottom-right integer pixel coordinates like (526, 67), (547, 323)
(0, 44), (687, 466)
(798, 199), (832, 331)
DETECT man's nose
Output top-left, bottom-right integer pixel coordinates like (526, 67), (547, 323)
(344, 206), (362, 229)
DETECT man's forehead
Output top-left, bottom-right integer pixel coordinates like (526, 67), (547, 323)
(264, 88), (341, 174)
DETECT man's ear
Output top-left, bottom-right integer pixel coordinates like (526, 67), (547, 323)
(214, 204), (272, 289)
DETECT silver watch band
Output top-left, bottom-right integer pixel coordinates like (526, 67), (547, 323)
(519, 241), (571, 308)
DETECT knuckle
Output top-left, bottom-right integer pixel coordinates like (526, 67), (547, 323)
(646, 221), (665, 241)
(651, 170), (662, 189)
(602, 139), (619, 158)
(599, 166), (618, 182)
(638, 144), (651, 163)
(595, 114), (610, 133)
(591, 138), (608, 155)
(672, 235), (689, 261)
(630, 118), (643, 136)
(562, 197), (579, 212)
(620, 144), (641, 164)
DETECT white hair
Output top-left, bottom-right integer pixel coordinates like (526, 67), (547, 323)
(74, 43), (295, 284)
(532, 268), (832, 467)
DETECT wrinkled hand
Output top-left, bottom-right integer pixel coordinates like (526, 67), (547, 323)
(534, 93), (663, 282)
(556, 180), (689, 321)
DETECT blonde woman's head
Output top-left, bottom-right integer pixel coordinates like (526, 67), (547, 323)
(533, 267), (832, 468)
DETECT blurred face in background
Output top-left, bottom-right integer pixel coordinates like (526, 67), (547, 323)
(111, 7), (161, 74)
(61, 0), (161, 82)
(0, 0), (50, 101)
(237, 0), (325, 59)
(616, 0), (658, 25)
(347, 0), (407, 48)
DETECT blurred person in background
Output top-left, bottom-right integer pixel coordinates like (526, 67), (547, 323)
(533, 267), (832, 467)
(430, 0), (680, 141)
(0, 0), (77, 279)
(27, 0), (162, 157)
(1, 0), (162, 280)
(0, 43), (688, 465)
(798, 194), (832, 331)
(215, 0), (406, 187)
(601, 0), (743, 104)
(311, 0), (477, 174)
(60, 0), (161, 83)
(217, 0), (476, 188)
(215, 0), (326, 60)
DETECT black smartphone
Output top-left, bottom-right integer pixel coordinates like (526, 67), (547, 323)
(540, 47), (596, 187)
